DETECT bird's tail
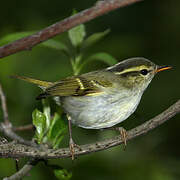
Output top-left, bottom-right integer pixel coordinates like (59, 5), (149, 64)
(11, 75), (53, 89)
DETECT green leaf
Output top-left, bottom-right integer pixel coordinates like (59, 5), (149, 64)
(32, 109), (46, 144)
(47, 113), (67, 148)
(0, 31), (35, 45)
(79, 52), (118, 72)
(68, 24), (86, 47)
(0, 32), (69, 55)
(81, 29), (110, 50)
(42, 39), (69, 55)
(54, 169), (72, 180)
(42, 99), (51, 128)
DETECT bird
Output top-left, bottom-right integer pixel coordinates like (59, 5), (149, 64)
(12, 57), (171, 159)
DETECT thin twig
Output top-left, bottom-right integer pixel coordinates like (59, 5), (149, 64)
(13, 124), (34, 131)
(3, 159), (38, 180)
(0, 85), (40, 180)
(15, 159), (21, 180)
(0, 123), (38, 147)
(14, 159), (22, 180)
(0, 0), (143, 59)
(15, 159), (20, 172)
(0, 99), (179, 159)
(0, 83), (37, 147)
(0, 83), (9, 124)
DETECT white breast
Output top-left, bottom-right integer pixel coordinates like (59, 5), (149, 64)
(61, 89), (143, 129)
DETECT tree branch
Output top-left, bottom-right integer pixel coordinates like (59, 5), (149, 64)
(0, 84), (9, 124)
(0, 83), (37, 147)
(3, 159), (39, 180)
(0, 99), (179, 159)
(0, 0), (143, 59)
(13, 124), (34, 132)
(0, 124), (37, 147)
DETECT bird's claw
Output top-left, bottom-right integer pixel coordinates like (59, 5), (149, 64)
(119, 127), (127, 147)
(69, 139), (81, 160)
(112, 127), (128, 148)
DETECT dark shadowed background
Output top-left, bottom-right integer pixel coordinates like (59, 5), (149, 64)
(0, 0), (180, 179)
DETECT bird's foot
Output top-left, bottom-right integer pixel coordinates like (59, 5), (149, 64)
(69, 138), (81, 160)
(115, 127), (128, 147)
(108, 127), (128, 148)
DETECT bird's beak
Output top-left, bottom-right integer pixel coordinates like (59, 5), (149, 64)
(155, 65), (172, 73)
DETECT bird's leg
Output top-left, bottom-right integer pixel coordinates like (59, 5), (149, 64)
(67, 115), (81, 160)
(106, 127), (128, 147)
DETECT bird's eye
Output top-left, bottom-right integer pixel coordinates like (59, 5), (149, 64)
(140, 69), (148, 75)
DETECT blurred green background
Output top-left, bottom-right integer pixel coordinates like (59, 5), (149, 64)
(0, 0), (180, 179)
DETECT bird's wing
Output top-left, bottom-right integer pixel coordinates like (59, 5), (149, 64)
(46, 77), (102, 96)
(36, 73), (112, 99)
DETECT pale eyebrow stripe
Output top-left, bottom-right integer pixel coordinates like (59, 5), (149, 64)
(114, 65), (150, 75)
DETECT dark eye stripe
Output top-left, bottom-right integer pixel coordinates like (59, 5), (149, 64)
(120, 69), (151, 77)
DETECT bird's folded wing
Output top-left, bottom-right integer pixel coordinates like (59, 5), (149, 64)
(36, 71), (113, 99)
(44, 76), (103, 97)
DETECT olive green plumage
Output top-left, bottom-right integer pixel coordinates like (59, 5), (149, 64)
(12, 57), (171, 129)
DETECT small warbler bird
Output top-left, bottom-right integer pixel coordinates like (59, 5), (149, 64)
(13, 57), (171, 159)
